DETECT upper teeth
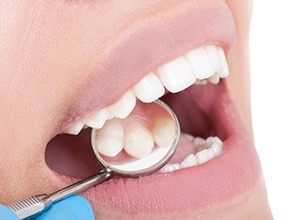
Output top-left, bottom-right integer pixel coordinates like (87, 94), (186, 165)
(63, 44), (229, 135)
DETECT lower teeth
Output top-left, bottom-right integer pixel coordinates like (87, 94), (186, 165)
(159, 135), (223, 173)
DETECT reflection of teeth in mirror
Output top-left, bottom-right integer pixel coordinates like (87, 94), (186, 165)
(159, 136), (223, 173)
(95, 119), (124, 157)
(151, 117), (175, 148)
(62, 45), (230, 135)
(124, 122), (154, 158)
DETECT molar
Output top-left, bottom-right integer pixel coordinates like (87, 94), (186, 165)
(151, 117), (175, 148)
(94, 118), (124, 157)
(124, 122), (154, 158)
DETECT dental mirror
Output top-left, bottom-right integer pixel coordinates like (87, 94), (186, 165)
(91, 99), (180, 177)
(9, 99), (180, 219)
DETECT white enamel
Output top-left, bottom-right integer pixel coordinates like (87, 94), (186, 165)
(157, 56), (196, 93)
(181, 154), (198, 168)
(208, 74), (220, 84)
(108, 90), (136, 119)
(217, 46), (229, 78)
(159, 136), (224, 173)
(193, 137), (206, 147)
(62, 45), (230, 135)
(124, 123), (154, 158)
(185, 47), (215, 80)
(151, 117), (175, 147)
(132, 72), (165, 103)
(182, 133), (195, 142)
(205, 45), (222, 73)
(95, 119), (124, 157)
(84, 108), (109, 129)
(159, 163), (181, 173)
(206, 136), (223, 147)
(196, 149), (212, 164)
(211, 143), (223, 156)
(64, 121), (85, 135)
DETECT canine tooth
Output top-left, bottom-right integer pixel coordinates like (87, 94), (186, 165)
(84, 108), (109, 129)
(185, 47), (215, 80)
(124, 122), (154, 158)
(159, 163), (181, 173)
(181, 154), (198, 168)
(108, 90), (136, 119)
(208, 74), (220, 84)
(132, 72), (165, 103)
(205, 45), (222, 73)
(94, 119), (124, 157)
(157, 56), (196, 93)
(151, 117), (175, 147)
(217, 47), (229, 77)
(64, 121), (84, 135)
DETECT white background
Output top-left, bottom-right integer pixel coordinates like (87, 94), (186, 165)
(250, 1), (300, 219)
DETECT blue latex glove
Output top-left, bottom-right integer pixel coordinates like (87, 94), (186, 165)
(0, 196), (95, 220)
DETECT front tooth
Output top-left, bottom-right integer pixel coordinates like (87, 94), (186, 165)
(157, 56), (196, 93)
(217, 47), (229, 78)
(132, 72), (165, 103)
(84, 108), (109, 129)
(151, 117), (175, 147)
(181, 154), (198, 168)
(159, 163), (181, 173)
(64, 121), (84, 135)
(205, 45), (222, 73)
(94, 119), (124, 157)
(185, 47), (215, 80)
(124, 122), (154, 158)
(108, 90), (136, 119)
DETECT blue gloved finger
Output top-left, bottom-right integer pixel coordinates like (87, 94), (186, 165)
(0, 205), (19, 220)
(37, 196), (94, 220)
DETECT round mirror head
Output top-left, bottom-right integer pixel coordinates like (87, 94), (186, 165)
(91, 100), (180, 177)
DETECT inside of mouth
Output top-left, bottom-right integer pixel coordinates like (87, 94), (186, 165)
(45, 83), (222, 179)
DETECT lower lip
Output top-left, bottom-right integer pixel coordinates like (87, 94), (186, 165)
(67, 83), (261, 216)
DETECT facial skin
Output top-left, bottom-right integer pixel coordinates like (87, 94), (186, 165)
(0, 0), (272, 219)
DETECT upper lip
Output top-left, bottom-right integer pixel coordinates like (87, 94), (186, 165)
(60, 0), (235, 131)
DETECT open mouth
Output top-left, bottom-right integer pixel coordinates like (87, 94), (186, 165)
(44, 3), (261, 218)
